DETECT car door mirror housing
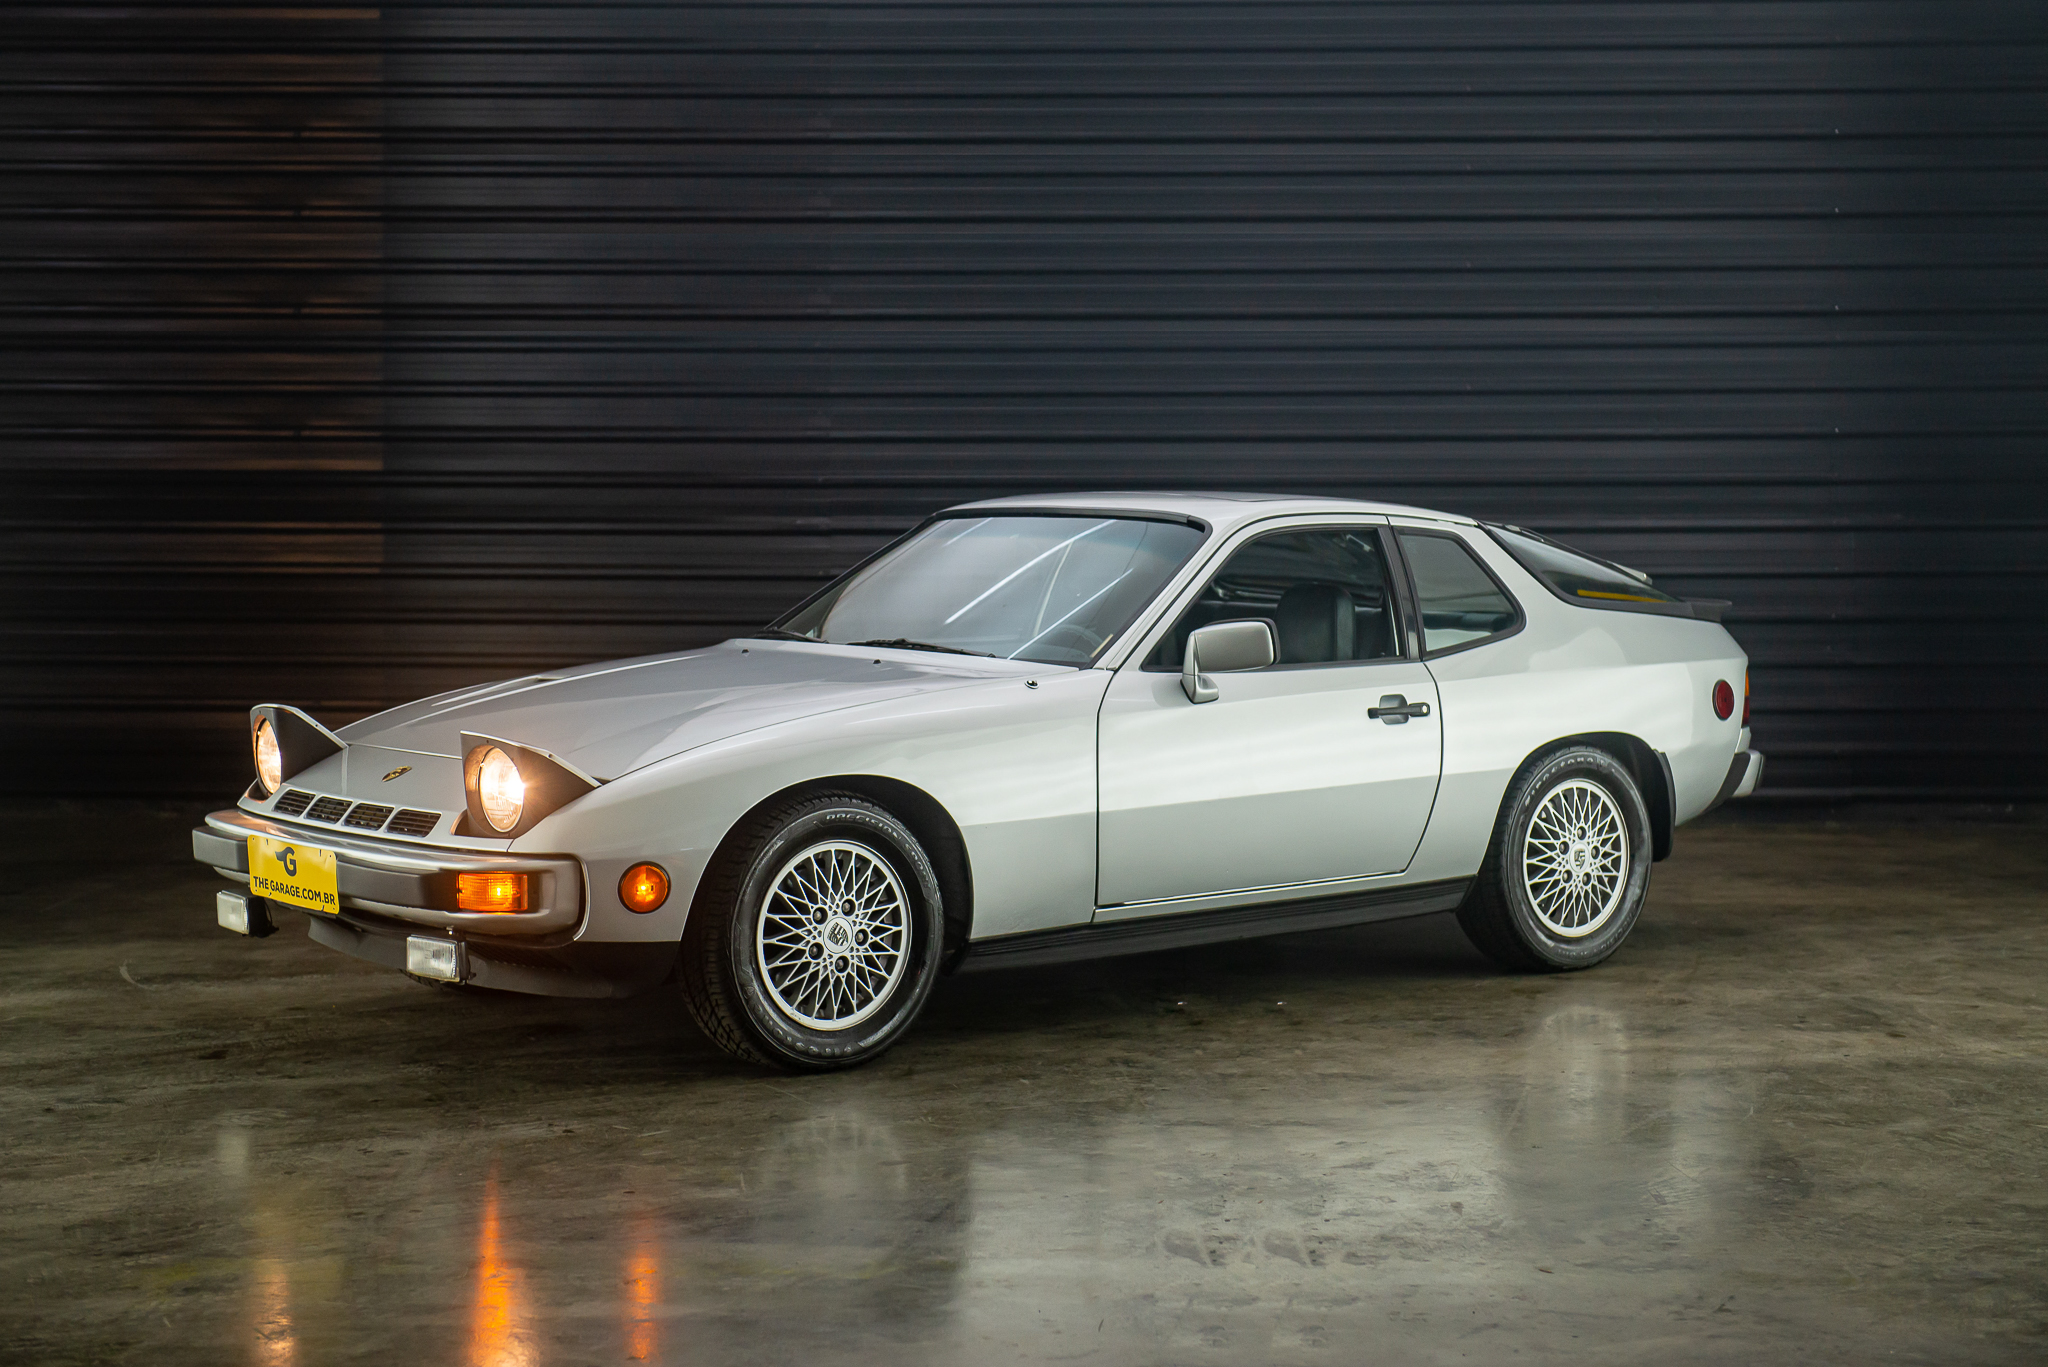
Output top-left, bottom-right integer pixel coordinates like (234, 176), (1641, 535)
(1182, 619), (1276, 703)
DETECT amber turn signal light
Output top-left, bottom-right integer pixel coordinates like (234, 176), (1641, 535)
(457, 871), (528, 913)
(1742, 671), (1751, 725)
(620, 863), (669, 914)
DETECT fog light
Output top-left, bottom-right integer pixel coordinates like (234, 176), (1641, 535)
(619, 862), (669, 914)
(457, 871), (528, 913)
(406, 936), (463, 981)
(216, 890), (276, 938)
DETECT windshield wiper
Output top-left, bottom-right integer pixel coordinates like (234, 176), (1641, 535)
(849, 638), (997, 657)
(747, 628), (816, 642)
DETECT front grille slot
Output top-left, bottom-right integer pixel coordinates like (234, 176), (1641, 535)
(343, 803), (395, 831)
(275, 792), (440, 839)
(385, 808), (441, 837)
(305, 795), (350, 823)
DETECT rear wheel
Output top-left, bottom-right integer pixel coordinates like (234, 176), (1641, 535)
(1456, 746), (1652, 972)
(679, 794), (945, 1070)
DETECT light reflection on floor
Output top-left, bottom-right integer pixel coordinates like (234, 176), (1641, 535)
(11, 817), (2048, 1363)
(470, 1168), (535, 1367)
(252, 1258), (294, 1367)
(189, 942), (2036, 1365)
(218, 1000), (1766, 1364)
(625, 1214), (660, 1363)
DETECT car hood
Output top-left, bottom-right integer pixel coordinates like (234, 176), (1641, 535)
(335, 640), (1021, 780)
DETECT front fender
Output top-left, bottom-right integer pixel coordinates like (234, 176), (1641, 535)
(522, 668), (1110, 944)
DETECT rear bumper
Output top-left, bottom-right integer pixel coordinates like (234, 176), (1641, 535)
(1704, 749), (1765, 813)
(193, 807), (582, 935)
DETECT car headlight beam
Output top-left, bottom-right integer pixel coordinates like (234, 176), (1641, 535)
(476, 746), (526, 833)
(252, 717), (283, 794)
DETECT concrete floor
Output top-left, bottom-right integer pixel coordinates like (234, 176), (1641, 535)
(2, 804), (2044, 1366)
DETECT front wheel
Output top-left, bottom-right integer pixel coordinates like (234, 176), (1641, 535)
(1456, 746), (1653, 972)
(679, 794), (945, 1071)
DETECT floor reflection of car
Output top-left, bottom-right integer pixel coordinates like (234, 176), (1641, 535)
(193, 493), (1764, 1070)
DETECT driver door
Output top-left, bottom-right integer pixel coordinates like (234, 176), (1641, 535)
(1095, 523), (1444, 911)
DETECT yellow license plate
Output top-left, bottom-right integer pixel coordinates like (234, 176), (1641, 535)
(247, 834), (340, 915)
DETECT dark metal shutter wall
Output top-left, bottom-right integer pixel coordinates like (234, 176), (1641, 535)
(7, 3), (2045, 798)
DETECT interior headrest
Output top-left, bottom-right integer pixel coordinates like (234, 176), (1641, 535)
(1273, 582), (1355, 663)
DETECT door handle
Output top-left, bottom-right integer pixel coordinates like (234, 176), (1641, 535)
(1368, 694), (1431, 724)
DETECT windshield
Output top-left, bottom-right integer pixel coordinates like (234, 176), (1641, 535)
(768, 514), (1206, 666)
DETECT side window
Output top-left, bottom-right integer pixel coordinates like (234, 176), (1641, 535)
(1145, 527), (1404, 669)
(1397, 532), (1519, 655)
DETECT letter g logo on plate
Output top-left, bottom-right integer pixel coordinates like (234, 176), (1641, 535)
(274, 845), (298, 878)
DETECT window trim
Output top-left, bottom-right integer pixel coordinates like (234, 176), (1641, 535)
(1391, 527), (1527, 660)
(1480, 523), (1711, 622)
(1136, 522), (1415, 673)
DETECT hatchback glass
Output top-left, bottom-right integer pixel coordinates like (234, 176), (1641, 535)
(1486, 524), (1685, 610)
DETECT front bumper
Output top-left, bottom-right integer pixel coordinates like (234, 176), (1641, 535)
(301, 907), (675, 998)
(193, 807), (582, 935)
(197, 809), (679, 997)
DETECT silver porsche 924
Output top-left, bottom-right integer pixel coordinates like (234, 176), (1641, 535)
(194, 492), (1762, 1070)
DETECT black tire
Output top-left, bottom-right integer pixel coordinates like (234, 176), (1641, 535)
(678, 793), (945, 1071)
(1456, 746), (1653, 973)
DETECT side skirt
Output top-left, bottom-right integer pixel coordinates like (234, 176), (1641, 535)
(956, 877), (1473, 975)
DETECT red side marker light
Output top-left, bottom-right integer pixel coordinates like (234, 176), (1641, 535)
(1712, 679), (1735, 721)
(620, 863), (670, 914)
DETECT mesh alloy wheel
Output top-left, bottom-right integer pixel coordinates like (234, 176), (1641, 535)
(1521, 777), (1630, 938)
(1454, 745), (1652, 974)
(680, 793), (945, 1071)
(755, 839), (911, 1031)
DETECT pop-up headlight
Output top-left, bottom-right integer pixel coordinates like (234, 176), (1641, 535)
(248, 704), (346, 796)
(460, 732), (599, 839)
(253, 718), (283, 794)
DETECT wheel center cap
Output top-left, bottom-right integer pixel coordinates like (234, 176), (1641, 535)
(821, 915), (855, 953)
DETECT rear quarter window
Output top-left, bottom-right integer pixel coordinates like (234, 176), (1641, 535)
(1395, 531), (1521, 656)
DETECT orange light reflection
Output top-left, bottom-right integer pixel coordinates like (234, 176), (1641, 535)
(625, 1215), (660, 1362)
(252, 1257), (295, 1366)
(470, 1169), (535, 1367)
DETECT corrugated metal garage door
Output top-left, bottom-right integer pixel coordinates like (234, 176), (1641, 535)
(6, 3), (2045, 798)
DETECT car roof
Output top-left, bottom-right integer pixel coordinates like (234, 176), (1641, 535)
(943, 490), (1475, 532)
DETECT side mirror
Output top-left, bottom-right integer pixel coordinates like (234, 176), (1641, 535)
(1182, 619), (1276, 703)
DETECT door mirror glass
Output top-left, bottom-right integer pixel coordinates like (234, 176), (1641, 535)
(1182, 618), (1275, 702)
